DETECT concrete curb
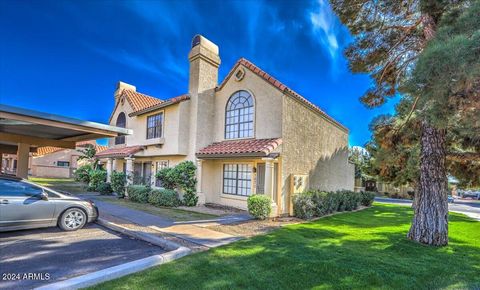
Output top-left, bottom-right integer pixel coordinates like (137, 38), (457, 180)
(96, 218), (182, 251)
(35, 219), (191, 290)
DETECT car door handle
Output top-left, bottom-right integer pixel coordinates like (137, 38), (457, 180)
(0, 200), (9, 204)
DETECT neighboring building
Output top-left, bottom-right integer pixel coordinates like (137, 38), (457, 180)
(1, 141), (107, 178)
(97, 35), (354, 216)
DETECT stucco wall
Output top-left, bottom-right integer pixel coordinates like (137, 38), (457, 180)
(281, 95), (354, 208)
(213, 66), (283, 142)
(31, 149), (80, 178)
(201, 157), (282, 211)
(109, 96), (189, 157)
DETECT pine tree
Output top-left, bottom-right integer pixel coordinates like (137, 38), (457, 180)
(331, 0), (479, 246)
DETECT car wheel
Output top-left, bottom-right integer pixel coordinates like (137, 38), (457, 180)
(58, 208), (87, 231)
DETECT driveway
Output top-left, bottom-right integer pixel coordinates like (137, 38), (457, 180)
(375, 197), (480, 221)
(0, 224), (164, 289)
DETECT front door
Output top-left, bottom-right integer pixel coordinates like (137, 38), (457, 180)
(256, 163), (265, 194)
(143, 162), (152, 185)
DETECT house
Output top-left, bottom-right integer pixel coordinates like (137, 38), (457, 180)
(97, 35), (354, 216)
(1, 141), (107, 178)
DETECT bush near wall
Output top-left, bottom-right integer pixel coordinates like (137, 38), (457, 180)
(97, 182), (113, 195)
(148, 189), (181, 207)
(74, 164), (93, 183)
(111, 171), (127, 197)
(88, 170), (107, 191)
(247, 195), (272, 220)
(127, 185), (150, 203)
(155, 161), (198, 206)
(293, 190), (375, 219)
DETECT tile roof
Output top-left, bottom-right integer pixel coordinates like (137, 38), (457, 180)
(95, 145), (144, 158)
(197, 138), (282, 157)
(129, 94), (190, 116)
(122, 90), (163, 112)
(218, 58), (348, 132)
(33, 142), (108, 157)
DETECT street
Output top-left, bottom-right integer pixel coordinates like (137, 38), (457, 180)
(375, 197), (480, 221)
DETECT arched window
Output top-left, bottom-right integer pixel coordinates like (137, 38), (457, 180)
(225, 91), (254, 139)
(115, 112), (126, 145)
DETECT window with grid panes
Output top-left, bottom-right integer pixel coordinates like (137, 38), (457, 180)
(225, 91), (254, 139)
(223, 164), (252, 196)
(147, 113), (163, 139)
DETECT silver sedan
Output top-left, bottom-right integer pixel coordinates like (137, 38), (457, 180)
(0, 175), (98, 232)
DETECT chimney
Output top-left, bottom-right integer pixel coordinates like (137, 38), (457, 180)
(188, 35), (221, 95)
(187, 35), (221, 160)
(114, 81), (136, 104)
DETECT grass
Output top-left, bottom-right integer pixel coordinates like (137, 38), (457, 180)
(96, 197), (218, 222)
(90, 203), (480, 290)
(29, 177), (87, 194)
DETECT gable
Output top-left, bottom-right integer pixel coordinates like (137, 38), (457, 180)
(218, 58), (348, 133)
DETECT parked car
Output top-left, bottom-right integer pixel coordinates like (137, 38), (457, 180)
(458, 189), (480, 200)
(448, 195), (454, 203)
(0, 175), (98, 232)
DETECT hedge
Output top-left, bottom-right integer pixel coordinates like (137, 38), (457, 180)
(127, 185), (150, 203)
(293, 190), (375, 219)
(148, 189), (181, 207)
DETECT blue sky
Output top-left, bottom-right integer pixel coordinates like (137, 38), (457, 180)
(0, 0), (397, 146)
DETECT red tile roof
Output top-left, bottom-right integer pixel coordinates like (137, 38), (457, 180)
(218, 58), (348, 132)
(122, 90), (163, 112)
(197, 138), (282, 157)
(129, 94), (190, 116)
(33, 142), (108, 157)
(95, 145), (144, 158)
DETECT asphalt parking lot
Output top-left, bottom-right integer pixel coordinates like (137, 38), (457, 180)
(0, 224), (165, 289)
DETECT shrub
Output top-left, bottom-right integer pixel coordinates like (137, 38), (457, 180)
(88, 170), (107, 191)
(111, 171), (127, 197)
(155, 167), (176, 189)
(148, 189), (181, 207)
(343, 191), (361, 211)
(325, 191), (341, 213)
(292, 192), (316, 219)
(312, 190), (339, 216)
(155, 161), (198, 206)
(293, 190), (372, 219)
(247, 195), (272, 220)
(127, 185), (150, 203)
(360, 191), (376, 206)
(97, 182), (113, 195)
(74, 164), (92, 183)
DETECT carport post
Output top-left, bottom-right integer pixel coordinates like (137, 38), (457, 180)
(16, 143), (30, 179)
(106, 158), (113, 182)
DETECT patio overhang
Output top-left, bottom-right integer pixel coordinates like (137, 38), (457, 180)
(0, 104), (132, 178)
(196, 138), (282, 160)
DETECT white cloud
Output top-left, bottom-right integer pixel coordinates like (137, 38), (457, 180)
(309, 0), (340, 64)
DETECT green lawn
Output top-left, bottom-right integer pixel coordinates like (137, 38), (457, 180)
(96, 197), (218, 222)
(90, 203), (480, 290)
(29, 177), (87, 194)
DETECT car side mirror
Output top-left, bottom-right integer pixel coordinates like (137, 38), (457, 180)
(39, 192), (48, 201)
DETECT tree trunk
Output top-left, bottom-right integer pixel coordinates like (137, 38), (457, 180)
(407, 120), (449, 246)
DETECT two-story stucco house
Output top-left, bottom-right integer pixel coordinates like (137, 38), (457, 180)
(97, 35), (354, 216)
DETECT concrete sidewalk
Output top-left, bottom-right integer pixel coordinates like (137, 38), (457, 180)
(91, 198), (249, 248)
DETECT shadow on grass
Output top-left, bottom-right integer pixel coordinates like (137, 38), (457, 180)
(90, 204), (480, 290)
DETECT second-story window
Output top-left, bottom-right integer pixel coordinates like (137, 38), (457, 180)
(115, 112), (126, 145)
(147, 112), (163, 139)
(225, 90), (254, 139)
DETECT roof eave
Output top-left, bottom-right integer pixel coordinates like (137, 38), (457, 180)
(129, 97), (190, 117)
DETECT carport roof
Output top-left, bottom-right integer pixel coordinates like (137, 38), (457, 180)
(0, 104), (132, 152)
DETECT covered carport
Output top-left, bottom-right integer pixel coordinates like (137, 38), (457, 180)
(0, 104), (131, 178)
